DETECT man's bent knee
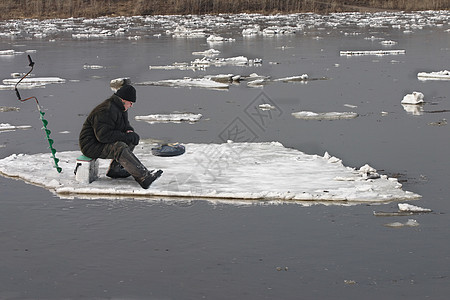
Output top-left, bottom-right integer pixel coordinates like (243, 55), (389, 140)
(100, 141), (131, 160)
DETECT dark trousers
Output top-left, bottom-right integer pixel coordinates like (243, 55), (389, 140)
(99, 141), (135, 161)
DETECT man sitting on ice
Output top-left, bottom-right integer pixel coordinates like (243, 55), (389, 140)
(79, 84), (162, 189)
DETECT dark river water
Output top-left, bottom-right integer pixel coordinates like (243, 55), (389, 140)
(0, 11), (449, 299)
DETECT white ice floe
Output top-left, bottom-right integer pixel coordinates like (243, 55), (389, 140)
(292, 111), (358, 120)
(0, 141), (420, 204)
(380, 40), (398, 45)
(258, 104), (275, 111)
(206, 35), (234, 43)
(417, 70), (450, 80)
(0, 83), (45, 90)
(135, 113), (202, 123)
(242, 25), (261, 36)
(137, 78), (229, 90)
(274, 74), (309, 82)
(398, 203), (432, 212)
(168, 25), (206, 38)
(83, 64), (104, 69)
(0, 123), (32, 132)
(3, 77), (66, 85)
(191, 56), (262, 68)
(0, 50), (16, 55)
(401, 91), (424, 105)
(204, 74), (241, 83)
(192, 48), (220, 57)
(150, 55), (261, 71)
(340, 50), (406, 56)
(0, 106), (20, 112)
(0, 11), (448, 42)
(384, 219), (420, 228)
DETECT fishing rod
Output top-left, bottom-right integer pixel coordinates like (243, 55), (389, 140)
(14, 55), (62, 173)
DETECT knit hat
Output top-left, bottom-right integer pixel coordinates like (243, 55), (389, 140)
(115, 85), (136, 103)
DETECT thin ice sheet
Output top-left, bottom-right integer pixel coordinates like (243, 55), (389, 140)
(0, 141), (420, 204)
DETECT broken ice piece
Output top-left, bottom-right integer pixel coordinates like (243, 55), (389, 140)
(401, 91), (424, 105)
(398, 203), (432, 212)
(384, 219), (419, 228)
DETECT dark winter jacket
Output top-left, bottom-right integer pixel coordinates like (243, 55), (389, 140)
(79, 95), (137, 158)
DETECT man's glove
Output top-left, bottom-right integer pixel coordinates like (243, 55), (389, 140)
(126, 132), (140, 145)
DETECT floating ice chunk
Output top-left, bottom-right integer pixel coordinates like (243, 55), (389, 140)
(274, 74), (308, 82)
(384, 219), (419, 228)
(258, 104), (275, 111)
(242, 25), (261, 36)
(380, 40), (398, 45)
(137, 78), (229, 90)
(83, 64), (104, 69)
(206, 35), (223, 42)
(262, 26), (296, 36)
(192, 48), (220, 56)
(292, 111), (358, 120)
(170, 26), (206, 38)
(401, 91), (424, 105)
(340, 50), (406, 56)
(0, 123), (32, 131)
(3, 77), (66, 85)
(417, 70), (450, 80)
(135, 113), (202, 123)
(0, 50), (15, 55)
(0, 83), (45, 90)
(247, 79), (268, 87)
(0, 142), (421, 204)
(428, 119), (447, 127)
(398, 203), (432, 212)
(0, 106), (20, 112)
(205, 74), (237, 83)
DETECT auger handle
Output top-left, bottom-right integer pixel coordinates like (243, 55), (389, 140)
(15, 88), (21, 100)
(28, 55), (35, 67)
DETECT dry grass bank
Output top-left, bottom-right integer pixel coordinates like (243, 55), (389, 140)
(1, 0), (449, 20)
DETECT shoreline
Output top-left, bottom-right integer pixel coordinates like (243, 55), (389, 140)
(1, 0), (448, 20)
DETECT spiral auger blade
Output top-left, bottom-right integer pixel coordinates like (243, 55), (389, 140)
(39, 110), (62, 173)
(15, 55), (62, 173)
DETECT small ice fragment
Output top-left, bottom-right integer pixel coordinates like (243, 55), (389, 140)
(274, 74), (308, 82)
(3, 77), (66, 85)
(398, 203), (432, 212)
(401, 91), (424, 105)
(192, 48), (220, 56)
(258, 104), (275, 110)
(384, 219), (419, 228)
(0, 50), (15, 55)
(340, 50), (405, 56)
(83, 64), (104, 69)
(292, 111), (358, 120)
(344, 104), (357, 108)
(380, 40), (398, 45)
(135, 113), (202, 123)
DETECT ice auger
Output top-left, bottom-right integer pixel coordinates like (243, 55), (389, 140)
(14, 55), (62, 173)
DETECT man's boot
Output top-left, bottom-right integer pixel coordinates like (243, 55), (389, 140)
(118, 148), (163, 189)
(106, 160), (131, 178)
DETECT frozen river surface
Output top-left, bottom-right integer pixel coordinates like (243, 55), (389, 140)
(0, 11), (449, 299)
